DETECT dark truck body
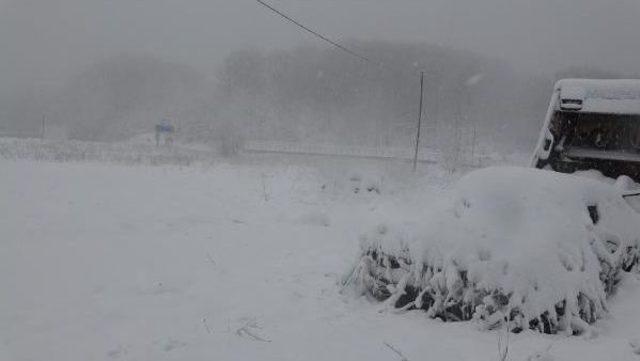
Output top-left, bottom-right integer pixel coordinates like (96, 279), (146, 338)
(532, 79), (640, 181)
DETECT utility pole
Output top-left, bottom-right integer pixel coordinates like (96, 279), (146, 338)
(471, 119), (477, 164)
(412, 71), (425, 172)
(41, 115), (46, 139)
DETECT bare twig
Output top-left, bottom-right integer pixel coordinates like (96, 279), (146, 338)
(629, 338), (640, 355)
(384, 342), (409, 361)
(235, 320), (271, 343)
(202, 317), (212, 334)
(236, 324), (271, 343)
(497, 318), (510, 361)
(206, 252), (216, 267)
(261, 173), (270, 202)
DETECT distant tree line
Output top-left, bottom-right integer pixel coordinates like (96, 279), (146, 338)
(1, 41), (633, 153)
(214, 41), (630, 152)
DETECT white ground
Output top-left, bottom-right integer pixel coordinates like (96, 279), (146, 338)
(1, 155), (639, 361)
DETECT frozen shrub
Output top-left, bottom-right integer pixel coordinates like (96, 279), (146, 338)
(345, 167), (640, 334)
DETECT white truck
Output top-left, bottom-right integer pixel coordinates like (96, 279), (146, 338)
(532, 79), (640, 180)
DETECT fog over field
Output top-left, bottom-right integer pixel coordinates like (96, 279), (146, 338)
(2, 0), (639, 151)
(4, 2), (640, 361)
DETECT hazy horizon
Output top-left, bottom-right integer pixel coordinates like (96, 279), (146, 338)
(2, 0), (640, 145)
(2, 0), (639, 93)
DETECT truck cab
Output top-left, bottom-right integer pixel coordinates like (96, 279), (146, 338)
(532, 79), (640, 181)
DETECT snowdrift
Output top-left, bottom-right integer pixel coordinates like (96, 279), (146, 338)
(345, 167), (640, 334)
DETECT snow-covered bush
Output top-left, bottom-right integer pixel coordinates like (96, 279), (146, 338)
(344, 167), (640, 335)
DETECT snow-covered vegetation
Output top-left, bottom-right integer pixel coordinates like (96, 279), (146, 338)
(347, 167), (640, 335)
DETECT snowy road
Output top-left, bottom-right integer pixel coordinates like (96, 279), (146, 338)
(1, 158), (639, 361)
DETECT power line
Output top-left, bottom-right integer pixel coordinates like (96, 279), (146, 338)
(255, 0), (371, 63)
(254, 0), (428, 172)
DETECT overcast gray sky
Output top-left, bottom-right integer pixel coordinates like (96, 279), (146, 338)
(2, 0), (640, 95)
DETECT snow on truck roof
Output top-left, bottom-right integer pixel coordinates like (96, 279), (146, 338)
(555, 78), (640, 114)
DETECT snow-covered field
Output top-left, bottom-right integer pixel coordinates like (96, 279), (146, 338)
(2, 151), (640, 361)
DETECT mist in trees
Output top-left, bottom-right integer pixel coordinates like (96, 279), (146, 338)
(44, 54), (216, 141)
(217, 41), (546, 153)
(2, 40), (633, 155)
(216, 42), (636, 154)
